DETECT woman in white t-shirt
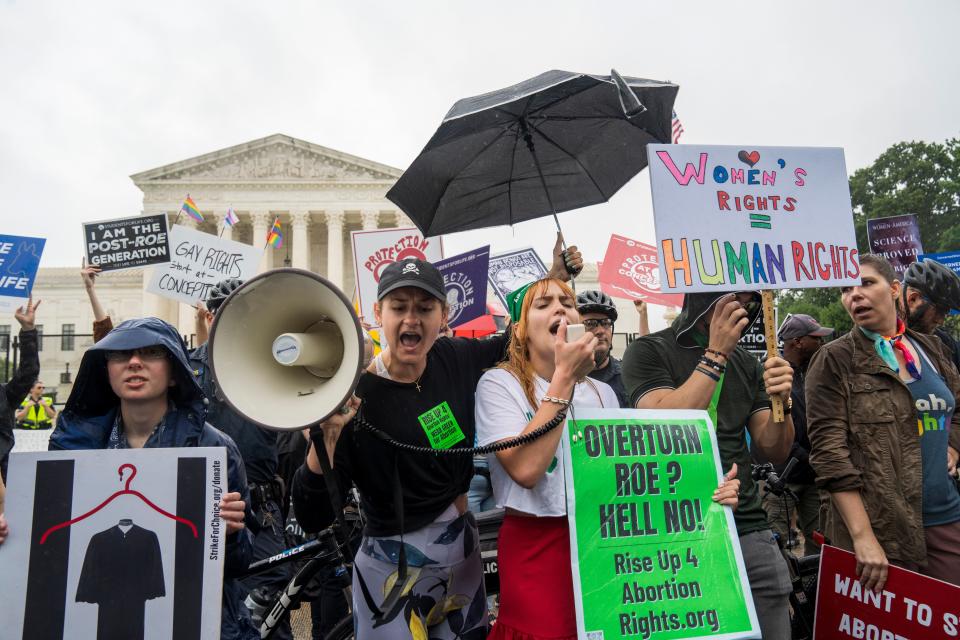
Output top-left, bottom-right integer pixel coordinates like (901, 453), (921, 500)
(476, 278), (740, 640)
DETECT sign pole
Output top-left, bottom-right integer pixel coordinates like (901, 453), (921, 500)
(761, 289), (785, 423)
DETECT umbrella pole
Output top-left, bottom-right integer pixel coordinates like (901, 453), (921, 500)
(523, 129), (577, 293)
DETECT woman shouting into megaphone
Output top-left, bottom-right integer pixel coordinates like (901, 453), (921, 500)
(292, 236), (581, 639)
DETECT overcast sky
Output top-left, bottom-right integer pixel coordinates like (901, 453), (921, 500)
(1, 0), (957, 270)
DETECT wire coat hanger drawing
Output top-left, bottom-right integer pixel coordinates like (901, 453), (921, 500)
(39, 463), (198, 544)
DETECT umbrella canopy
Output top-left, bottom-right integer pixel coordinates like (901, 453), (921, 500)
(387, 69), (678, 237)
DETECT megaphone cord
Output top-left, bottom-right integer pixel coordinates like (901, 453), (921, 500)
(353, 405), (569, 456)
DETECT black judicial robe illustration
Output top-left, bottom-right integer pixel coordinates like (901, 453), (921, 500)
(76, 521), (165, 640)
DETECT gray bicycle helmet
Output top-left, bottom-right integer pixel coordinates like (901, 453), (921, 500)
(903, 260), (960, 311)
(576, 290), (618, 321)
(205, 278), (245, 315)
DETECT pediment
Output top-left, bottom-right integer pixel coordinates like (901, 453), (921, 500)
(131, 134), (402, 185)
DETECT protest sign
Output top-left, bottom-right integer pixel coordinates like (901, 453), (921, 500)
(351, 227), (444, 323)
(866, 214), (924, 278)
(648, 144), (860, 294)
(564, 409), (759, 640)
(488, 247), (548, 310)
(814, 545), (960, 640)
(0, 448), (227, 640)
(147, 224), (262, 305)
(0, 234), (45, 310)
(599, 234), (684, 306)
(434, 246), (490, 328)
(83, 214), (170, 272)
(740, 306), (779, 358)
(918, 251), (960, 315)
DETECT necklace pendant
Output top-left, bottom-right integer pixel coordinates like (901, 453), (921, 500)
(415, 382), (421, 392)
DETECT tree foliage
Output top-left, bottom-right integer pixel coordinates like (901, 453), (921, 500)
(779, 138), (960, 337)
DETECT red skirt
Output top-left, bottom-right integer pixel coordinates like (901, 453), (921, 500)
(488, 514), (577, 640)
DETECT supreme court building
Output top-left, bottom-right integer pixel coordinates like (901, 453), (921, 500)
(133, 133), (412, 330)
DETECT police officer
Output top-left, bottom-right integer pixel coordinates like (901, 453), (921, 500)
(189, 279), (293, 640)
(15, 380), (56, 429)
(576, 290), (629, 407)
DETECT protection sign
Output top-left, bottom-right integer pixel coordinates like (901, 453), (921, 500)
(564, 409), (759, 639)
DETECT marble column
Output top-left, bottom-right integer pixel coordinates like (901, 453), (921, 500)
(291, 211), (311, 270)
(250, 212), (272, 273)
(361, 209), (379, 230)
(394, 210), (414, 228)
(325, 209), (344, 290)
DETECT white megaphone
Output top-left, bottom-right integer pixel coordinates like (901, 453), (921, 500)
(207, 268), (365, 431)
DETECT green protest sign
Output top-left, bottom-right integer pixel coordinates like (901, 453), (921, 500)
(563, 409), (759, 640)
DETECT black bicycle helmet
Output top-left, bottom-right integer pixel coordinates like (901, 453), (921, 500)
(576, 290), (618, 321)
(205, 278), (245, 315)
(903, 260), (960, 311)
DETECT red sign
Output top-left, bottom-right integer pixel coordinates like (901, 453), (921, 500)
(814, 545), (960, 639)
(598, 234), (684, 306)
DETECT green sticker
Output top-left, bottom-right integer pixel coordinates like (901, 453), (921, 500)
(418, 401), (466, 450)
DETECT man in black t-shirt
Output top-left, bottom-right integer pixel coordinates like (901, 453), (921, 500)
(576, 290), (628, 407)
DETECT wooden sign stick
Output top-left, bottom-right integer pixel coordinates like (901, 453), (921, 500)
(761, 290), (786, 423)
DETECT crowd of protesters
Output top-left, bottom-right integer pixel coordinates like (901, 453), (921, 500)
(0, 249), (958, 639)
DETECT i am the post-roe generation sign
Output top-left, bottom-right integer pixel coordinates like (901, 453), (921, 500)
(564, 409), (760, 640)
(648, 144), (860, 294)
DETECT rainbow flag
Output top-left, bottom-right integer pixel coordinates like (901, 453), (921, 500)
(224, 207), (239, 227)
(266, 217), (283, 248)
(181, 196), (204, 223)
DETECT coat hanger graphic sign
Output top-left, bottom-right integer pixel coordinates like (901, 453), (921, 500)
(39, 463), (198, 544)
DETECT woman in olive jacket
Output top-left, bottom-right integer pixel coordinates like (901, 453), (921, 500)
(807, 254), (960, 591)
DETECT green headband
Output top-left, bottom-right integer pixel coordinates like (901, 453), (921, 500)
(506, 283), (533, 323)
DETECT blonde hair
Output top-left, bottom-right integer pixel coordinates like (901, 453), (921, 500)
(498, 278), (577, 409)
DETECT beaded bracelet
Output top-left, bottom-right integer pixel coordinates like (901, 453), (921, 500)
(542, 395), (571, 406)
(705, 348), (728, 361)
(695, 366), (720, 382)
(698, 356), (726, 373)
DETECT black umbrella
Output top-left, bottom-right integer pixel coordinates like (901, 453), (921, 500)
(387, 69), (678, 237)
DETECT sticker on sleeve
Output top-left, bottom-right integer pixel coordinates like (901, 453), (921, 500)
(418, 401), (466, 450)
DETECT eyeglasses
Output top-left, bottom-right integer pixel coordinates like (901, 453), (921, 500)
(583, 318), (614, 330)
(104, 346), (168, 363)
(922, 296), (951, 317)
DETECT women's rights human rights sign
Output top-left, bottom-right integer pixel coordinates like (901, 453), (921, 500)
(648, 145), (860, 294)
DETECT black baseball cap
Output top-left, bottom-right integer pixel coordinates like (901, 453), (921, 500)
(377, 258), (446, 301)
(778, 314), (834, 341)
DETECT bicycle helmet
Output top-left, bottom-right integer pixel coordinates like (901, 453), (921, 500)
(576, 290), (618, 321)
(205, 278), (245, 315)
(903, 260), (960, 311)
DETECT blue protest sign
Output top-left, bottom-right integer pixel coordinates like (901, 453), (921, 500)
(919, 251), (960, 315)
(435, 247), (490, 328)
(0, 234), (45, 299)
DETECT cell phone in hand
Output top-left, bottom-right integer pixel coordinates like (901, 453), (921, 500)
(566, 323), (585, 343)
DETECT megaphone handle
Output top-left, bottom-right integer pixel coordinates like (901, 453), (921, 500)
(309, 428), (349, 538)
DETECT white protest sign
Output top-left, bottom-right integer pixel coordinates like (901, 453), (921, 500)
(350, 227), (444, 323)
(648, 144), (860, 293)
(147, 225), (262, 305)
(487, 247), (548, 310)
(0, 448), (227, 640)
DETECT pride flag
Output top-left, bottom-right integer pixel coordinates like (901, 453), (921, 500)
(181, 196), (204, 223)
(266, 217), (283, 248)
(224, 207), (239, 227)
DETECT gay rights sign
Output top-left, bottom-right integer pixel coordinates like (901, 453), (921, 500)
(564, 409), (759, 639)
(83, 214), (170, 272)
(814, 545), (960, 639)
(648, 145), (860, 294)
